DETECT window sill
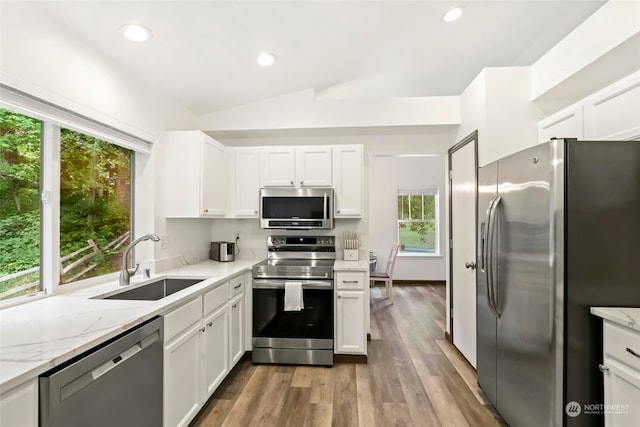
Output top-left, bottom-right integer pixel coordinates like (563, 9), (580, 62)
(398, 252), (442, 259)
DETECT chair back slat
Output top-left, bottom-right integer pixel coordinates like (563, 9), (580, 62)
(385, 244), (400, 276)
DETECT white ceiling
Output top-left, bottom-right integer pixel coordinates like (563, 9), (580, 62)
(4, 1), (606, 115)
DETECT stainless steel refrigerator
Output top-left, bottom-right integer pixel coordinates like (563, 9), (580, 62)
(477, 138), (640, 427)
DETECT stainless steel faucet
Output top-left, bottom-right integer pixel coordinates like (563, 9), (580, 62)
(119, 233), (161, 286)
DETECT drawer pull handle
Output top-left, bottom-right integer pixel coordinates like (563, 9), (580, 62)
(207, 321), (213, 327)
(342, 280), (359, 284)
(626, 347), (640, 359)
(232, 303), (237, 308)
(234, 283), (242, 289)
(200, 327), (206, 333)
(598, 364), (609, 373)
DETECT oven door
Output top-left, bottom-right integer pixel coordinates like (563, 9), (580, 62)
(252, 279), (333, 350)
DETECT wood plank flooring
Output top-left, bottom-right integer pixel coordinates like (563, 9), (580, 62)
(191, 284), (503, 427)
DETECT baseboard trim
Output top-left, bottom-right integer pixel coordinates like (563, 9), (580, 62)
(334, 354), (368, 364)
(393, 280), (446, 286)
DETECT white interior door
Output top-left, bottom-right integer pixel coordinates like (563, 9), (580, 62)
(451, 139), (477, 367)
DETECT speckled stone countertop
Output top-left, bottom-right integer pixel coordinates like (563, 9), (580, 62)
(591, 307), (640, 332)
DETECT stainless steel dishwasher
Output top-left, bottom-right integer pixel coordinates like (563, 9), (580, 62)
(39, 316), (163, 427)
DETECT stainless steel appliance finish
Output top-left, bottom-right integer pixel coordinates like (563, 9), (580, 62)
(259, 187), (334, 230)
(210, 241), (236, 262)
(39, 316), (163, 427)
(252, 235), (335, 366)
(477, 139), (640, 427)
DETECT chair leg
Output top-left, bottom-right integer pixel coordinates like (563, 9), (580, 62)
(386, 279), (394, 304)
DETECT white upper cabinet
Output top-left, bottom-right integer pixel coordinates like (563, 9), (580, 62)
(295, 146), (332, 187)
(538, 105), (584, 143)
(260, 146), (296, 187)
(261, 146), (332, 187)
(332, 145), (363, 217)
(232, 147), (260, 217)
(583, 71), (640, 141)
(164, 131), (226, 218)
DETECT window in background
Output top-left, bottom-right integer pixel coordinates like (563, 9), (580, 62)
(0, 109), (41, 299)
(397, 188), (439, 255)
(59, 129), (131, 284)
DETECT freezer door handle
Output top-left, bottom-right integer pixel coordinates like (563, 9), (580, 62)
(487, 195), (502, 317)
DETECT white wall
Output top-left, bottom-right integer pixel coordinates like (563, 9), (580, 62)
(0, 2), (199, 267)
(369, 155), (446, 281)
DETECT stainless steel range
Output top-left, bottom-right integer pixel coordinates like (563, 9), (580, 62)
(252, 235), (335, 366)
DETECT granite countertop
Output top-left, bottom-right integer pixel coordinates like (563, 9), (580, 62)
(0, 255), (261, 393)
(590, 307), (640, 332)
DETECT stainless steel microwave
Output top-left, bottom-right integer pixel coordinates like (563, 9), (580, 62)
(259, 188), (334, 230)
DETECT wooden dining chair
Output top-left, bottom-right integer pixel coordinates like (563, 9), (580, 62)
(370, 243), (400, 303)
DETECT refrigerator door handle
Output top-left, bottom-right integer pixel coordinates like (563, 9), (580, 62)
(487, 195), (502, 317)
(484, 196), (499, 316)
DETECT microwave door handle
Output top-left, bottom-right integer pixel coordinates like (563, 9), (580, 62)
(323, 192), (327, 222)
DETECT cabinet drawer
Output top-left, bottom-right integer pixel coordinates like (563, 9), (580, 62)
(203, 282), (229, 315)
(164, 297), (202, 343)
(604, 320), (640, 372)
(230, 274), (246, 298)
(336, 272), (365, 290)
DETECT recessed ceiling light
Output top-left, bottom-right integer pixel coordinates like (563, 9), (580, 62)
(121, 24), (152, 42)
(257, 52), (277, 66)
(442, 6), (464, 23)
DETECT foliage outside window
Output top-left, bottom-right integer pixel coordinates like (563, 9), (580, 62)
(0, 110), (41, 298)
(59, 129), (131, 284)
(0, 108), (132, 300)
(397, 189), (438, 254)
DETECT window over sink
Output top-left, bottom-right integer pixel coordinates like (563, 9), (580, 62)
(0, 103), (136, 301)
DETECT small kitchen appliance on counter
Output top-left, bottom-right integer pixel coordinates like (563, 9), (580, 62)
(209, 241), (235, 262)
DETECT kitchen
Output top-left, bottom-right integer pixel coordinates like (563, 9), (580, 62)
(1, 1), (640, 426)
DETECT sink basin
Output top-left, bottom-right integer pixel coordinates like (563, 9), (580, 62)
(103, 278), (204, 301)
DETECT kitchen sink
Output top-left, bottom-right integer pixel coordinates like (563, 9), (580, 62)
(102, 278), (204, 301)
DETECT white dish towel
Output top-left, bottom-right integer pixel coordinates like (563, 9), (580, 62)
(284, 281), (304, 311)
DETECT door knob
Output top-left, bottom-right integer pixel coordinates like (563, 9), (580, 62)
(465, 261), (476, 270)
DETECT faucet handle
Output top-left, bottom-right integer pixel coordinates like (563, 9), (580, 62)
(128, 263), (140, 276)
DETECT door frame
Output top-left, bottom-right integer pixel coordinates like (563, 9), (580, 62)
(447, 130), (478, 343)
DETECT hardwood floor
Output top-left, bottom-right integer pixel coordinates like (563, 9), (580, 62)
(191, 284), (503, 427)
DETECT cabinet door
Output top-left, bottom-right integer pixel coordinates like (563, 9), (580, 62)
(261, 147), (296, 187)
(234, 148), (260, 216)
(603, 358), (640, 427)
(202, 304), (229, 400)
(164, 131), (200, 218)
(296, 146), (332, 187)
(164, 323), (202, 427)
(584, 72), (640, 141)
(0, 379), (38, 427)
(229, 293), (245, 366)
(537, 105), (584, 143)
(332, 145), (363, 217)
(335, 290), (365, 354)
(201, 135), (226, 216)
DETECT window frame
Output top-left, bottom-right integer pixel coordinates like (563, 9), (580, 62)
(397, 188), (441, 257)
(0, 88), (148, 305)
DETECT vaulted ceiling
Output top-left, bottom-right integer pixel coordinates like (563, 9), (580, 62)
(2, 1), (606, 115)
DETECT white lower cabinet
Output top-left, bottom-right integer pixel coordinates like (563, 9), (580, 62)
(0, 379), (38, 427)
(164, 321), (202, 427)
(229, 292), (245, 366)
(334, 271), (367, 355)
(601, 320), (640, 427)
(202, 304), (229, 398)
(163, 274), (249, 427)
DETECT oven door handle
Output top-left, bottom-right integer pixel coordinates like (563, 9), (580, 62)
(252, 279), (334, 290)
